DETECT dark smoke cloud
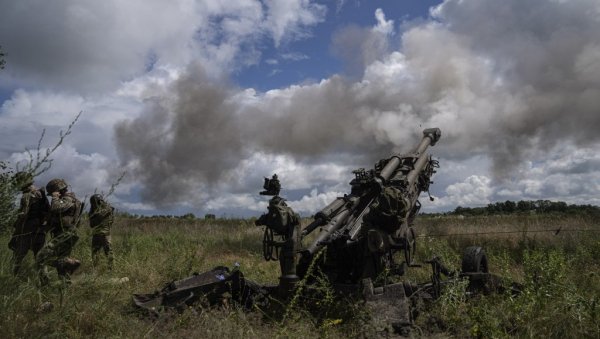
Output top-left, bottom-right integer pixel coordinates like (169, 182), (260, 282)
(116, 0), (600, 207)
(432, 0), (600, 177)
(115, 67), (245, 206)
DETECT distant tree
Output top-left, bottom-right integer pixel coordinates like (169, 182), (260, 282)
(181, 213), (196, 220)
(503, 200), (516, 213)
(453, 206), (465, 215)
(517, 200), (533, 212)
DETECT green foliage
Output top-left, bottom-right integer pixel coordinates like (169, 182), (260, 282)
(447, 199), (600, 217)
(415, 214), (600, 338)
(0, 214), (598, 338)
(0, 162), (17, 232)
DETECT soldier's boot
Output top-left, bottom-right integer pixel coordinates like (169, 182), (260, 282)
(56, 258), (79, 284)
(62, 258), (81, 275)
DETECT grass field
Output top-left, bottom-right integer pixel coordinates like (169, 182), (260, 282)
(0, 214), (599, 338)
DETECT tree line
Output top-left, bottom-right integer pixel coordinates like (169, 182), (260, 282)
(440, 200), (600, 217)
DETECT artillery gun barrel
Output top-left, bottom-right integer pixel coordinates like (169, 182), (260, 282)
(416, 128), (441, 154)
(306, 209), (352, 254)
(378, 128), (441, 183)
(378, 156), (402, 181)
(305, 197), (358, 255)
(405, 152), (430, 185)
(302, 197), (346, 236)
(314, 197), (346, 221)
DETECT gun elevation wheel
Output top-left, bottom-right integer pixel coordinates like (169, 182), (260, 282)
(262, 228), (278, 261)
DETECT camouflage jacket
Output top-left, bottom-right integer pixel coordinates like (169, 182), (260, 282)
(13, 186), (49, 235)
(48, 192), (82, 235)
(256, 196), (299, 236)
(89, 203), (114, 236)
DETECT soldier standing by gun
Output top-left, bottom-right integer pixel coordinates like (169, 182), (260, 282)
(255, 174), (301, 296)
(8, 172), (49, 276)
(89, 194), (114, 269)
(36, 178), (83, 286)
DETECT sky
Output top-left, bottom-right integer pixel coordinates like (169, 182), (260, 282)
(1, 0), (599, 217)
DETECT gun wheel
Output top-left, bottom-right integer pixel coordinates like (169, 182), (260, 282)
(461, 246), (488, 273)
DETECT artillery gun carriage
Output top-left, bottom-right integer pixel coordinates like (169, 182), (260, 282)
(134, 128), (500, 333)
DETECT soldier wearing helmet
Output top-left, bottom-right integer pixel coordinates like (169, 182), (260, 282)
(35, 178), (83, 285)
(8, 171), (49, 275)
(89, 194), (114, 269)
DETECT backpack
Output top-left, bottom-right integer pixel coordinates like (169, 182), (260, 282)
(266, 198), (299, 234)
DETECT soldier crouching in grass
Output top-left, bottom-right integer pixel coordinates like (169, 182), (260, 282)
(8, 171), (49, 276)
(89, 194), (114, 270)
(35, 178), (83, 286)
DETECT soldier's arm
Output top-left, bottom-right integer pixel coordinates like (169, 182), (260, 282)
(92, 205), (112, 220)
(12, 193), (30, 228)
(100, 205), (113, 218)
(50, 195), (75, 213)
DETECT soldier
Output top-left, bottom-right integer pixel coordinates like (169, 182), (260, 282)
(35, 178), (83, 286)
(8, 171), (49, 276)
(89, 194), (114, 269)
(256, 194), (301, 296)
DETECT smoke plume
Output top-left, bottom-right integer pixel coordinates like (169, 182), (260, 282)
(116, 0), (600, 207)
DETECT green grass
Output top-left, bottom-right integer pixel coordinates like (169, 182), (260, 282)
(0, 214), (599, 338)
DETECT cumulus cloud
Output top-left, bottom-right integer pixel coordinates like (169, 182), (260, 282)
(114, 1), (600, 213)
(373, 8), (394, 35)
(3, 1), (600, 216)
(264, 0), (327, 46)
(0, 0), (326, 92)
(435, 175), (492, 208)
(287, 189), (345, 215)
(489, 143), (600, 205)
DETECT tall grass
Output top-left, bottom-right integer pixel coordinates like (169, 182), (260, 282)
(0, 214), (598, 338)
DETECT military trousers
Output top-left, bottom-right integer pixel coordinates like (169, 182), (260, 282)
(36, 230), (79, 285)
(91, 234), (113, 268)
(8, 231), (46, 275)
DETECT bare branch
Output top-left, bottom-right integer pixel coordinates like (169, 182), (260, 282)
(35, 129), (46, 166)
(28, 111), (83, 177)
(106, 171), (127, 198)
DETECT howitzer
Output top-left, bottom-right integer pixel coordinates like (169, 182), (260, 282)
(296, 128), (441, 284)
(134, 128), (513, 334)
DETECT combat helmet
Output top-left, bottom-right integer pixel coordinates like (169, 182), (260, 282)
(90, 194), (105, 209)
(46, 178), (68, 195)
(13, 171), (34, 190)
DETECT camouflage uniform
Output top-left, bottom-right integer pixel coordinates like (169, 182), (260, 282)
(256, 196), (301, 294)
(36, 179), (82, 285)
(89, 194), (114, 268)
(8, 173), (49, 275)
